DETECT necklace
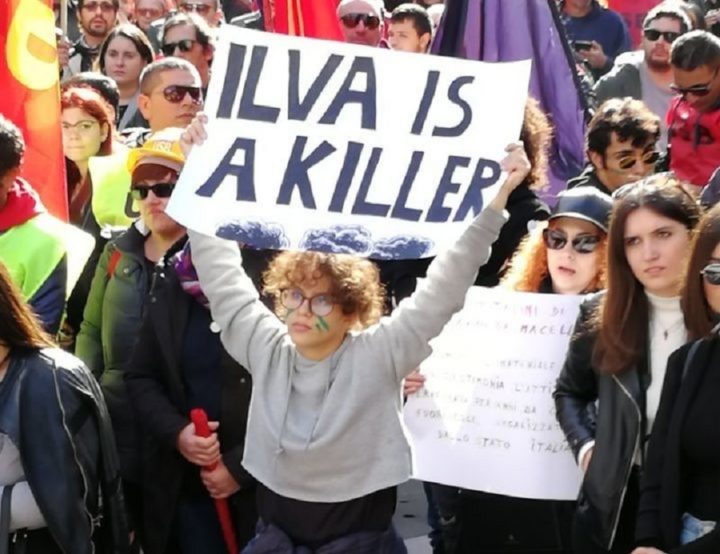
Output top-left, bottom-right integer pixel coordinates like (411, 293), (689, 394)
(654, 317), (685, 341)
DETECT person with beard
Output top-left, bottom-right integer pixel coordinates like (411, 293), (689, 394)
(668, 30), (720, 189)
(63, 0), (119, 79)
(595, 3), (692, 149)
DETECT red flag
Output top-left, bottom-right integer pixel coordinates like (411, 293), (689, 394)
(263, 0), (344, 41)
(0, 0), (67, 220)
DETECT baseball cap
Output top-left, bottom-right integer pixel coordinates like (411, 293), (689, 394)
(549, 187), (613, 233)
(126, 127), (186, 176)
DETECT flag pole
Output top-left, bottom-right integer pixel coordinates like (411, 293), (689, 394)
(60, 0), (68, 36)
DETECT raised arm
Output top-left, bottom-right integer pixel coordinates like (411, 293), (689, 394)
(365, 143), (529, 382)
(188, 231), (286, 373)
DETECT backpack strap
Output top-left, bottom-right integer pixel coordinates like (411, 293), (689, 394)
(0, 484), (16, 554)
(106, 248), (122, 279)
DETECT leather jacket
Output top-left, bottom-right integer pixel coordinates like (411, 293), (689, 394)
(0, 348), (129, 554)
(553, 294), (643, 550)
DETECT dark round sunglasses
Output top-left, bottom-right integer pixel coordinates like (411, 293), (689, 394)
(340, 13), (381, 30)
(701, 263), (720, 286)
(158, 84), (203, 104)
(643, 28), (681, 44)
(161, 39), (196, 57)
(616, 150), (660, 171)
(280, 289), (335, 317)
(543, 228), (601, 254)
(130, 182), (175, 201)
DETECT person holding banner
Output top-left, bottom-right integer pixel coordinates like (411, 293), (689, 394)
(179, 114), (531, 552)
(503, 186), (612, 295)
(632, 203), (720, 553)
(442, 187), (612, 554)
(555, 175), (702, 554)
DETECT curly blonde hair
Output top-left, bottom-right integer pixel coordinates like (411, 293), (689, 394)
(501, 220), (608, 293)
(263, 251), (385, 330)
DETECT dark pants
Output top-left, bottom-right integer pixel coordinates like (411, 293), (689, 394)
(571, 468), (640, 554)
(8, 529), (63, 554)
(174, 495), (229, 554)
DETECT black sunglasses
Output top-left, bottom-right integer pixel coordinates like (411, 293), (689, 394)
(702, 263), (720, 285)
(543, 228), (601, 254)
(157, 85), (202, 104)
(670, 68), (719, 97)
(130, 182), (175, 200)
(340, 13), (381, 30)
(616, 150), (660, 171)
(161, 39), (196, 57)
(643, 28), (681, 44)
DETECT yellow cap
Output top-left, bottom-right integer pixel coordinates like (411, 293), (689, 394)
(127, 127), (186, 175)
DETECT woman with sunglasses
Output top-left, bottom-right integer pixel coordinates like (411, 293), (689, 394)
(632, 204), (720, 554)
(75, 128), (186, 552)
(503, 187), (612, 295)
(444, 187), (613, 554)
(99, 24), (155, 131)
(554, 175), (702, 554)
(133, 0), (168, 33)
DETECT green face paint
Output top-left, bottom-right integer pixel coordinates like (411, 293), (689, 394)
(316, 316), (330, 332)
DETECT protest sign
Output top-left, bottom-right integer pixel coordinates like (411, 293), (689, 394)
(167, 25), (531, 259)
(404, 288), (583, 501)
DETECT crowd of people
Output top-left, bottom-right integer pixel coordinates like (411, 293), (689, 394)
(2, 0), (720, 552)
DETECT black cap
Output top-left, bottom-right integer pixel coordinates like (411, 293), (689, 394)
(549, 187), (613, 232)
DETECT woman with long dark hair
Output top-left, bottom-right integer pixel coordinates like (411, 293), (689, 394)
(98, 24), (154, 130)
(554, 175), (702, 554)
(0, 261), (128, 553)
(633, 204), (720, 553)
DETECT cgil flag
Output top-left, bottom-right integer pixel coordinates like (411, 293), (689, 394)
(0, 0), (67, 220)
(433, 0), (590, 202)
(261, 0), (344, 41)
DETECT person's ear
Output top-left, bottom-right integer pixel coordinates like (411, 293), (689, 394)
(588, 149), (604, 170)
(137, 93), (151, 119)
(203, 42), (214, 62)
(100, 122), (109, 142)
(420, 32), (431, 52)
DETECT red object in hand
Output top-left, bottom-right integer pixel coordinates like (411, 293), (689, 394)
(191, 409), (238, 554)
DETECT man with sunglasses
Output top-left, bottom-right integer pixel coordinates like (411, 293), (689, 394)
(63, 0), (119, 78)
(177, 0), (222, 27)
(568, 98), (661, 195)
(130, 58), (203, 147)
(668, 30), (720, 188)
(337, 0), (384, 47)
(595, 3), (691, 150)
(161, 13), (214, 91)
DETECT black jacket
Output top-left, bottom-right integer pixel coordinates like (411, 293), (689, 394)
(567, 165), (613, 196)
(636, 337), (720, 553)
(475, 182), (550, 286)
(125, 241), (256, 554)
(0, 348), (129, 554)
(554, 294), (644, 550)
(76, 224), (152, 483)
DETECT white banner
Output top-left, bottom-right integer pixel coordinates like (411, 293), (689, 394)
(404, 288), (584, 501)
(167, 26), (531, 259)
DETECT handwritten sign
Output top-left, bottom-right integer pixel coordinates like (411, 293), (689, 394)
(167, 26), (531, 259)
(404, 287), (583, 501)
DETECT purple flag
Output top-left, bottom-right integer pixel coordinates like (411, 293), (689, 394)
(432, 0), (589, 203)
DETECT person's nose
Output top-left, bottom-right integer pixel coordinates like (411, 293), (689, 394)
(642, 239), (658, 262)
(297, 297), (312, 316)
